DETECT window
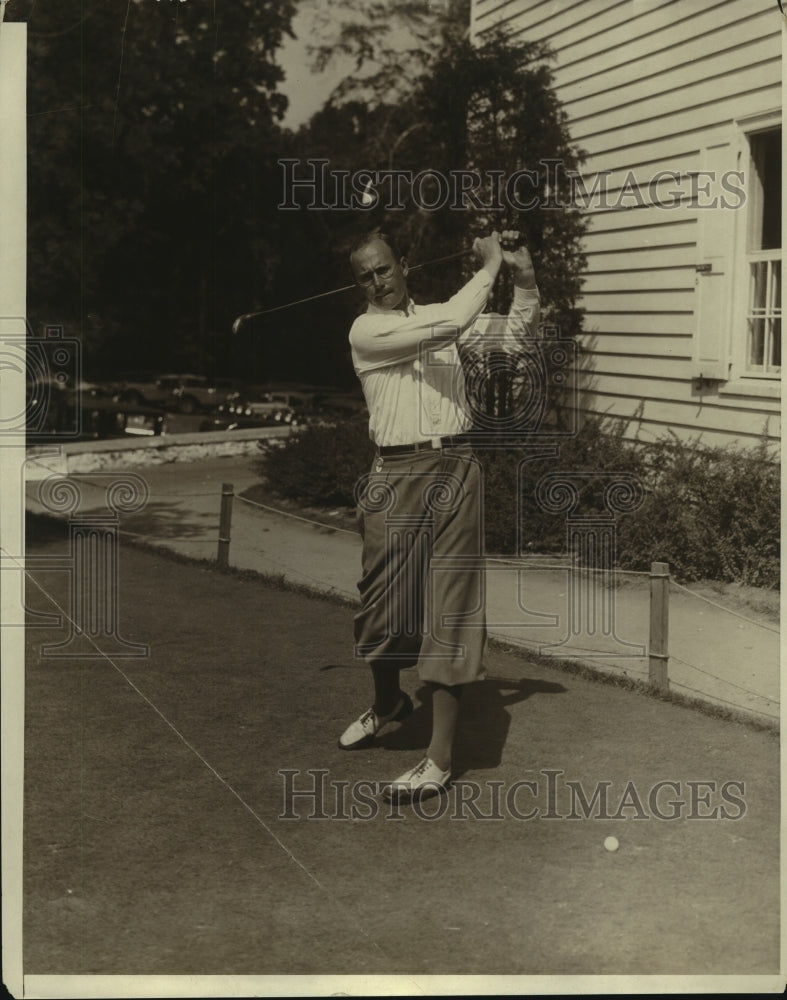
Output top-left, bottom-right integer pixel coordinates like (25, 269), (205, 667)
(744, 129), (781, 377)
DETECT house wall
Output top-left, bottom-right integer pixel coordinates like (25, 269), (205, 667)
(472, 0), (783, 448)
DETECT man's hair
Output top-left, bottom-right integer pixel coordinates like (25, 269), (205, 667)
(348, 229), (404, 263)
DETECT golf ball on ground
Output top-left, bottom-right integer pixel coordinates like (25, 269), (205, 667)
(604, 836), (619, 852)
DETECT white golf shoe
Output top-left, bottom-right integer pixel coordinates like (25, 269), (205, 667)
(337, 692), (414, 750)
(382, 756), (451, 803)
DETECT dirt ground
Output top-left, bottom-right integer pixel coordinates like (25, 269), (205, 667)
(22, 516), (779, 979)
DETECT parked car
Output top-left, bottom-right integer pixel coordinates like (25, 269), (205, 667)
(113, 374), (241, 414)
(217, 396), (299, 426)
(82, 398), (165, 438)
(173, 376), (242, 414)
(263, 389), (318, 415)
(113, 373), (199, 409)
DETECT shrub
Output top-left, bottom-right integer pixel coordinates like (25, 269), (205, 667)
(259, 416), (780, 589)
(479, 415), (645, 555)
(258, 416), (375, 508)
(617, 435), (780, 588)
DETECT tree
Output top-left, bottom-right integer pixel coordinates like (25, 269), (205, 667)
(285, 0), (588, 421)
(6, 0), (296, 374)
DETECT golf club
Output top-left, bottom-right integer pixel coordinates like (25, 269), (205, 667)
(231, 247), (474, 335)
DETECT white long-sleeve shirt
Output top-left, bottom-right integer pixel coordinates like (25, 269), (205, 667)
(349, 268), (541, 447)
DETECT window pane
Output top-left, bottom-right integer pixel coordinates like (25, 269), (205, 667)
(748, 317), (765, 367)
(772, 262), (782, 369)
(751, 129), (782, 251)
(750, 260), (767, 312)
(770, 318), (781, 368)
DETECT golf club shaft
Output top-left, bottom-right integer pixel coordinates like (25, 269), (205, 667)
(232, 248), (473, 333)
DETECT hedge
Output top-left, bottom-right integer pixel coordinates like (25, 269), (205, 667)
(258, 416), (780, 589)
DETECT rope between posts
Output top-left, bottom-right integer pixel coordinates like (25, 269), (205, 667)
(27, 469), (222, 499)
(670, 654), (779, 703)
(485, 632), (649, 671)
(118, 529), (210, 543)
(229, 498), (780, 637)
(669, 579), (779, 634)
(489, 557), (651, 577)
(67, 473), (221, 498)
(667, 678), (780, 720)
(27, 476), (780, 638)
(234, 493), (359, 535)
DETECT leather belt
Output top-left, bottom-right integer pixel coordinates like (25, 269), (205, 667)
(378, 435), (470, 457)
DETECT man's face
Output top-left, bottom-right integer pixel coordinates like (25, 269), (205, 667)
(350, 239), (409, 311)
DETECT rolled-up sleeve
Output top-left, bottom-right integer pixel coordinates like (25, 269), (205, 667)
(350, 268), (495, 373)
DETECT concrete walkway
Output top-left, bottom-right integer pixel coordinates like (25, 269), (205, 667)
(23, 449), (780, 725)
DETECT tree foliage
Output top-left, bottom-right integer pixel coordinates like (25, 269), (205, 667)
(289, 0), (588, 412)
(7, 0), (587, 399)
(7, 0), (295, 373)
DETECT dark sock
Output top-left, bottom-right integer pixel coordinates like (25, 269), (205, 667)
(372, 663), (402, 717)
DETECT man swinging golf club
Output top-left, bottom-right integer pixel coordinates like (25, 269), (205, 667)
(339, 228), (540, 802)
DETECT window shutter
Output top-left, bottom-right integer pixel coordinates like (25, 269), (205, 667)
(691, 139), (740, 380)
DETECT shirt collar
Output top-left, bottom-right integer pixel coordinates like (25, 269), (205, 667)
(366, 297), (416, 317)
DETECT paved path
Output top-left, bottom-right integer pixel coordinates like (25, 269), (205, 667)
(24, 453), (780, 724)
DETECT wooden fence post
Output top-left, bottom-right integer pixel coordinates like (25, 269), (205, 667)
(649, 561), (670, 691)
(218, 482), (233, 568)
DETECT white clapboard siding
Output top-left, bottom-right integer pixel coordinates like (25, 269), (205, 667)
(584, 208), (698, 238)
(567, 161), (724, 202)
(565, 182), (728, 216)
(558, 10), (776, 107)
(575, 377), (780, 415)
(584, 225), (698, 254)
(474, 0), (719, 55)
(586, 389), (778, 430)
(478, 0), (762, 83)
(587, 333), (693, 358)
(567, 59), (780, 140)
(577, 290), (696, 313)
(582, 312), (694, 336)
(568, 78), (780, 151)
(582, 268), (696, 292)
(473, 0), (782, 446)
(589, 355), (695, 380)
(551, 4), (772, 90)
(573, 389), (780, 444)
(568, 153), (700, 191)
(585, 246), (699, 272)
